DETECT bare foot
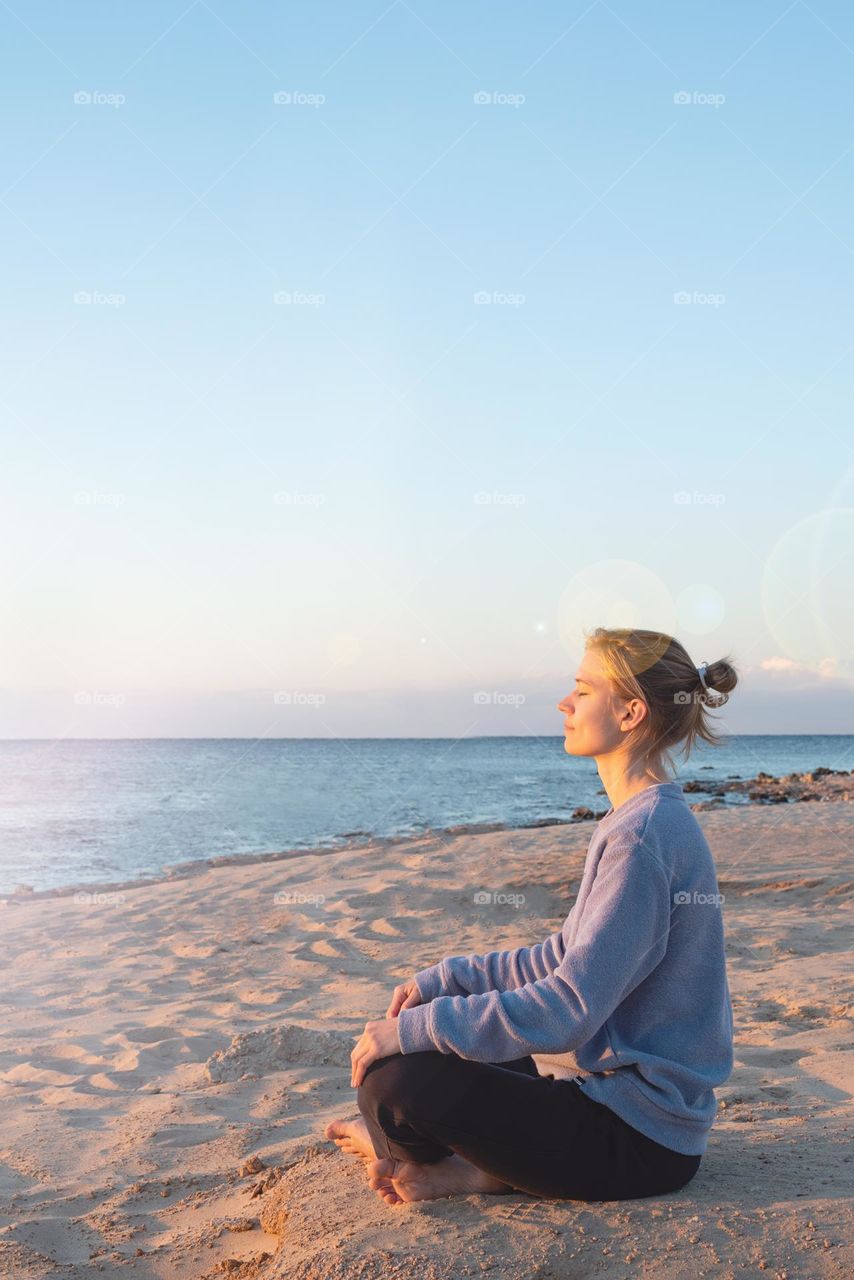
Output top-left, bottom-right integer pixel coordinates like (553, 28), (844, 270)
(324, 1117), (377, 1161)
(366, 1154), (512, 1206)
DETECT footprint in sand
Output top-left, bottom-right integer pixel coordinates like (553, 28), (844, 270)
(0, 1216), (92, 1266)
(169, 941), (221, 959)
(737, 1047), (805, 1068)
(293, 936), (372, 968)
(309, 939), (346, 959)
(356, 917), (405, 939)
(752, 999), (830, 1028)
(118, 1026), (178, 1044)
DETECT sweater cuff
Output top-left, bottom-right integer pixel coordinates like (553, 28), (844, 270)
(413, 964), (445, 1002)
(397, 1002), (439, 1054)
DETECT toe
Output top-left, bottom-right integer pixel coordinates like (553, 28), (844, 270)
(373, 1184), (403, 1205)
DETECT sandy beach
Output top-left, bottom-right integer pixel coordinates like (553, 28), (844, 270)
(1, 788), (852, 1279)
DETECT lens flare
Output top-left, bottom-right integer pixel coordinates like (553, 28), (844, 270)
(760, 507), (854, 684)
(557, 560), (676, 656)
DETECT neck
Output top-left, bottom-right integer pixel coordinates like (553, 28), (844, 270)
(596, 753), (671, 813)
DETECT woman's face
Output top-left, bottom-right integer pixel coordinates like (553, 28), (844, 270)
(556, 649), (625, 758)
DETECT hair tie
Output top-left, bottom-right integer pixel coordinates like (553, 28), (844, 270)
(696, 660), (727, 706)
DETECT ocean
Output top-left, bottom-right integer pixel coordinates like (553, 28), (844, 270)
(0, 734), (851, 895)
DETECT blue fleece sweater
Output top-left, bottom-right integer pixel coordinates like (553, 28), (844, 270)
(396, 781), (734, 1156)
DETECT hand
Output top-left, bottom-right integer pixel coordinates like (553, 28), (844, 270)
(351, 1018), (402, 1088)
(385, 978), (423, 1019)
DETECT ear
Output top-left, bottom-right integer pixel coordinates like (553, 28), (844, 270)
(620, 698), (648, 731)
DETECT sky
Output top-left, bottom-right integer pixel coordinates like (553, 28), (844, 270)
(1, 0), (853, 738)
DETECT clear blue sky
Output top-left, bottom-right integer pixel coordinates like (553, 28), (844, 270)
(2, 1), (853, 737)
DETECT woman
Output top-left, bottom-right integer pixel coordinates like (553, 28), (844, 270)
(326, 627), (738, 1206)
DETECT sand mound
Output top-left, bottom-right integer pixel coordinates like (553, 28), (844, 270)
(205, 1023), (353, 1083)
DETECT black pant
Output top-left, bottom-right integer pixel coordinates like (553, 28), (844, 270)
(357, 1050), (702, 1201)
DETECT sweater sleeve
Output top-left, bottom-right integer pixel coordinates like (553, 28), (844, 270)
(412, 929), (567, 1002)
(397, 843), (672, 1061)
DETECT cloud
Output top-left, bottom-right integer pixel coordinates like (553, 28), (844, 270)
(759, 655), (845, 680)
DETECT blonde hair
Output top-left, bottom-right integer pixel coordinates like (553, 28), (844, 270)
(584, 627), (739, 778)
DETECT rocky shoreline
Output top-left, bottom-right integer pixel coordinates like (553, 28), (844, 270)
(569, 765), (854, 820)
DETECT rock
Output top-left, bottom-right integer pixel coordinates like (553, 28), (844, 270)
(246, 1165), (285, 1199)
(239, 1156), (266, 1177)
(571, 806), (595, 821)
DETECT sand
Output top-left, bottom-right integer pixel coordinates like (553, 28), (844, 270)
(0, 795), (852, 1279)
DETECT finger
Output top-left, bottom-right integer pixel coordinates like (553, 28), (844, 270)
(351, 1052), (367, 1089)
(350, 1045), (365, 1087)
